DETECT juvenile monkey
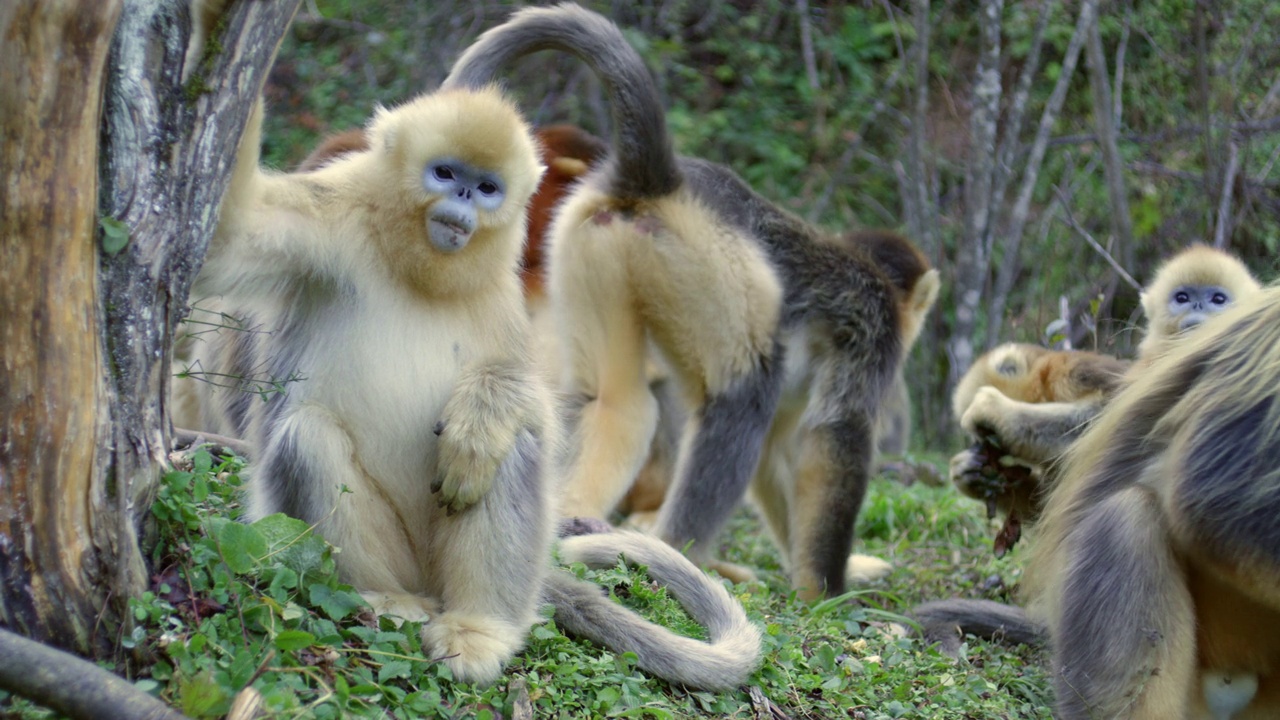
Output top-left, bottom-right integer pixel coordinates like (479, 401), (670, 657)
(1026, 285), (1280, 719)
(294, 123), (607, 301)
(186, 85), (759, 688)
(1135, 243), (1262, 362)
(948, 343), (1130, 541)
(443, 4), (933, 599)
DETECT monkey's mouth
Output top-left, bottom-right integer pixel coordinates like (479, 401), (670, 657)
(428, 215), (474, 253)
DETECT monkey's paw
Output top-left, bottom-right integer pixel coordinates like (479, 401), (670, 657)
(433, 425), (510, 514)
(960, 386), (1013, 439)
(361, 591), (439, 625)
(707, 559), (759, 585)
(948, 448), (987, 499)
(845, 554), (892, 584)
(420, 612), (523, 685)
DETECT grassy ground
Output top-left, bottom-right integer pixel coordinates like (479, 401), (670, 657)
(0, 451), (1053, 719)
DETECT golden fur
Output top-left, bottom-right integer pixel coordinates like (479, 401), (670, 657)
(1025, 285), (1280, 719)
(181, 82), (761, 688)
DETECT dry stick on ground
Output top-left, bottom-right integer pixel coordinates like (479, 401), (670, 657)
(0, 627), (188, 720)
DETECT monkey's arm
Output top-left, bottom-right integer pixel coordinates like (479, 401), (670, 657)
(195, 101), (360, 299)
(433, 357), (550, 514)
(961, 386), (1104, 465)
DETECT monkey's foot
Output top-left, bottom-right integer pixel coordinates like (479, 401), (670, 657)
(360, 591), (439, 624)
(706, 559), (758, 585)
(420, 612), (524, 685)
(845, 554), (892, 584)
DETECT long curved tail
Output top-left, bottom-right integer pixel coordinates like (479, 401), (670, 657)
(544, 532), (761, 690)
(911, 598), (1044, 657)
(442, 3), (680, 201)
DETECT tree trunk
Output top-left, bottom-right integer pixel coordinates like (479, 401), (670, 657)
(1, 0), (298, 662)
(987, 0), (1094, 344)
(946, 0), (1003, 399)
(1, 0), (125, 656)
(1084, 4), (1135, 269)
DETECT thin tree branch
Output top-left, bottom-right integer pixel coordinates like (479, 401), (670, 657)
(1213, 141), (1240, 248)
(1053, 186), (1142, 293)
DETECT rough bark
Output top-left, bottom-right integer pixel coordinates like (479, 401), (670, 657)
(946, 0), (1002, 395)
(0, 0), (125, 655)
(1, 0), (298, 662)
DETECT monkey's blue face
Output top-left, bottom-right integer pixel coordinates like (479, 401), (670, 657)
(422, 158), (507, 253)
(1169, 284), (1232, 331)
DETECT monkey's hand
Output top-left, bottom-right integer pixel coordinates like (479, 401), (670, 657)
(433, 360), (543, 514)
(960, 386), (1015, 441)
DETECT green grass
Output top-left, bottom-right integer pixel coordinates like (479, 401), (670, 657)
(0, 450), (1053, 719)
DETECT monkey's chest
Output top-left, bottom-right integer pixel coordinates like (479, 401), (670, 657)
(295, 295), (502, 463)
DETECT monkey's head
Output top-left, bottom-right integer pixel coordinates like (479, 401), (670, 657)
(837, 230), (941, 352)
(952, 343), (1050, 420)
(1140, 244), (1261, 348)
(367, 86), (544, 256)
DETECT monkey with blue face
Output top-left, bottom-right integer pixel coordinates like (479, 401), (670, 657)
(183, 83), (759, 688)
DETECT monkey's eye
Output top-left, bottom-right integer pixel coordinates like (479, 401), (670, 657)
(1211, 292), (1228, 305)
(432, 165), (455, 182)
(477, 181), (500, 196)
(1174, 291), (1190, 304)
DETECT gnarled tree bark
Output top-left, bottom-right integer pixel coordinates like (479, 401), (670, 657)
(1, 0), (297, 671)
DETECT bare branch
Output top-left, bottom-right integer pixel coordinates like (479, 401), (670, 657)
(1053, 187), (1142, 293)
(1213, 141), (1240, 248)
(0, 627), (188, 720)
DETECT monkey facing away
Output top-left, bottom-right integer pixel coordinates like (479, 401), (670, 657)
(619, 229), (941, 520)
(185, 83), (759, 688)
(1025, 285), (1280, 719)
(443, 4), (938, 599)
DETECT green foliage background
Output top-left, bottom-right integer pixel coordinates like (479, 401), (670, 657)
(259, 0), (1280, 448)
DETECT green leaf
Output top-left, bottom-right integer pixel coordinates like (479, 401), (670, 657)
(309, 583), (365, 621)
(218, 521), (267, 574)
(377, 659), (412, 684)
(274, 629), (316, 651)
(178, 671), (227, 718)
(99, 216), (130, 256)
(252, 513), (328, 575)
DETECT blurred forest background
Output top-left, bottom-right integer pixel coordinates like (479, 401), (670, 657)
(261, 0), (1280, 448)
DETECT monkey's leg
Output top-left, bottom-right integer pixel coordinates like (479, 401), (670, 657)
(1052, 485), (1195, 720)
(253, 404), (436, 620)
(746, 400), (807, 564)
(787, 413), (887, 600)
(552, 224), (658, 519)
(422, 430), (552, 685)
(653, 348), (783, 567)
